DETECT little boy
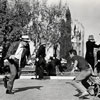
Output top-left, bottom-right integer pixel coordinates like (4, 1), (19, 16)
(69, 49), (92, 97)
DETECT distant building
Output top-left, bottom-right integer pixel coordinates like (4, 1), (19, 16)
(71, 20), (84, 57)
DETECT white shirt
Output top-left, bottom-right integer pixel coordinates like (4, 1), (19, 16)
(14, 43), (24, 60)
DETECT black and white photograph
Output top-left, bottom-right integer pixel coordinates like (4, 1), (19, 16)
(0, 0), (100, 100)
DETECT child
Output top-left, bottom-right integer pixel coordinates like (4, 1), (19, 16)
(69, 49), (92, 97)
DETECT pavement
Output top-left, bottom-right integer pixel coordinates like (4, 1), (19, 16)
(0, 76), (98, 100)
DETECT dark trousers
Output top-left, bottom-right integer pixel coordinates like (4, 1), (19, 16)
(85, 55), (94, 71)
(95, 62), (100, 73)
(35, 57), (46, 79)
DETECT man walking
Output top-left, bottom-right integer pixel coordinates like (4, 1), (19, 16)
(3, 35), (30, 94)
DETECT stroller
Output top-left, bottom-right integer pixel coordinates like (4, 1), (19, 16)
(86, 63), (100, 99)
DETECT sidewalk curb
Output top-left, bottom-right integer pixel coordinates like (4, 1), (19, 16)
(0, 75), (75, 80)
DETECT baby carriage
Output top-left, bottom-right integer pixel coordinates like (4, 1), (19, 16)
(86, 63), (100, 99)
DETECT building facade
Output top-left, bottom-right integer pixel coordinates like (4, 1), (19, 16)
(71, 20), (84, 57)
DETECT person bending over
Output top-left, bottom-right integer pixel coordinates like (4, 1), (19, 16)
(69, 49), (92, 98)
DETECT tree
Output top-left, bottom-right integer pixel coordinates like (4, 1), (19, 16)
(60, 8), (72, 59)
(0, 0), (31, 60)
(0, 0), (31, 43)
(27, 1), (63, 45)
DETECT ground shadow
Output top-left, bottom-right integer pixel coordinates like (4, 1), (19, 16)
(74, 92), (81, 97)
(14, 86), (43, 93)
(79, 96), (90, 99)
(0, 82), (3, 85)
(0, 79), (4, 85)
(74, 93), (89, 99)
(66, 81), (72, 84)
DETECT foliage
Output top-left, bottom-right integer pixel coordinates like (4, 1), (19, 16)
(28, 1), (67, 45)
(0, 0), (31, 61)
(0, 0), (31, 44)
(26, 0), (72, 59)
(59, 8), (72, 59)
(0, 0), (72, 60)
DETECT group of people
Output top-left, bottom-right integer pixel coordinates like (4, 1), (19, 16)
(35, 40), (63, 79)
(3, 37), (63, 94)
(2, 33), (100, 97)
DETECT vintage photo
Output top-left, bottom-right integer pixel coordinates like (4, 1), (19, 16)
(0, 0), (100, 100)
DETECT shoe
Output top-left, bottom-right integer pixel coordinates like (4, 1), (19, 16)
(74, 93), (82, 97)
(87, 86), (94, 96)
(6, 90), (14, 94)
(79, 91), (89, 98)
(3, 77), (7, 88)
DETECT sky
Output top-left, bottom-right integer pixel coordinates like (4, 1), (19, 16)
(47, 0), (100, 44)
(10, 0), (100, 54)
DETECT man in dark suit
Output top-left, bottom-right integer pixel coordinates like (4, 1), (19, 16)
(85, 35), (100, 71)
(3, 35), (30, 94)
(35, 40), (46, 79)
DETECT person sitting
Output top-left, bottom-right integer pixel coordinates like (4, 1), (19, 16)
(35, 40), (46, 79)
(3, 35), (30, 94)
(46, 57), (56, 76)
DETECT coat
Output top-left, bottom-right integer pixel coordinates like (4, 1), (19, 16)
(5, 41), (30, 68)
(5, 41), (20, 60)
(20, 42), (30, 68)
(36, 44), (46, 58)
(85, 40), (100, 69)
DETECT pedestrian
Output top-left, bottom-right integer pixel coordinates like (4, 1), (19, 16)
(69, 49), (92, 97)
(3, 35), (30, 94)
(85, 35), (100, 71)
(35, 39), (46, 79)
(95, 47), (100, 75)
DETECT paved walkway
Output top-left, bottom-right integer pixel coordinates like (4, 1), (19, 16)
(0, 78), (98, 100)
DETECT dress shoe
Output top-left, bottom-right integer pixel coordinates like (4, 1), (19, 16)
(6, 90), (14, 94)
(79, 91), (89, 98)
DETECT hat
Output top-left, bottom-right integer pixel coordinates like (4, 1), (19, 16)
(22, 35), (29, 39)
(88, 35), (94, 40)
(22, 35), (30, 41)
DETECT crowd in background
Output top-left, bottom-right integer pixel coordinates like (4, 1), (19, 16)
(1, 33), (100, 95)
(0, 34), (100, 77)
(0, 35), (67, 78)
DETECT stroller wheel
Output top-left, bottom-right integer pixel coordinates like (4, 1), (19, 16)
(94, 84), (100, 97)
